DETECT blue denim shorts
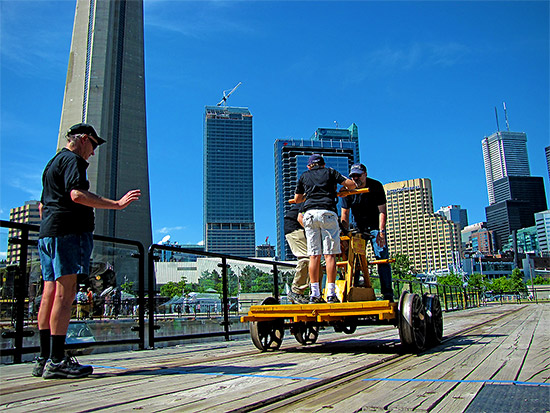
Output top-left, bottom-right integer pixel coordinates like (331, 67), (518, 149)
(38, 233), (93, 281)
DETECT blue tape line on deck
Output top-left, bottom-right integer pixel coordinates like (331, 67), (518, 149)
(362, 378), (550, 386)
(91, 365), (128, 370)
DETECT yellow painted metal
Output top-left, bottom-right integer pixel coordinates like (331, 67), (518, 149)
(241, 301), (397, 323)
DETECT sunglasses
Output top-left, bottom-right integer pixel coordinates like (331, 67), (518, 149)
(88, 135), (99, 150)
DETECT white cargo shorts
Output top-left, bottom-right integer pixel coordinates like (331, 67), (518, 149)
(303, 209), (341, 256)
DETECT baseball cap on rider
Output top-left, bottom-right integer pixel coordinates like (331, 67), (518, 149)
(67, 123), (106, 146)
(349, 163), (367, 175)
(307, 153), (325, 166)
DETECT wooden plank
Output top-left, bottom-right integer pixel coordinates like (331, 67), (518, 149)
(0, 303), (543, 413)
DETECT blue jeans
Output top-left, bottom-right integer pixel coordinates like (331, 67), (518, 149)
(38, 233), (93, 281)
(370, 230), (393, 300)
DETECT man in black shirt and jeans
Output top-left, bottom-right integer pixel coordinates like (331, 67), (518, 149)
(34, 123), (141, 379)
(341, 163), (394, 302)
(292, 154), (355, 304)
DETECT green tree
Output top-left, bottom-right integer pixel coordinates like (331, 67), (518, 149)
(533, 275), (550, 285)
(391, 254), (416, 281)
(510, 268), (527, 292)
(159, 276), (189, 298)
(239, 265), (282, 293)
(198, 270), (222, 294)
(437, 273), (463, 287)
(121, 281), (135, 295)
(487, 276), (512, 293)
(467, 273), (486, 290)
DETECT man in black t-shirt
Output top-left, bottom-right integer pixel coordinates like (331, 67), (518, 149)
(34, 123), (141, 380)
(341, 163), (394, 301)
(292, 154), (355, 304)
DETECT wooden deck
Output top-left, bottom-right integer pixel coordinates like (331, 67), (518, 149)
(1, 303), (548, 412)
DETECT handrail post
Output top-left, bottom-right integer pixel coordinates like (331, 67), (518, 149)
(13, 227), (29, 364)
(148, 246), (157, 348)
(272, 264), (279, 302)
(137, 243), (145, 350)
(219, 258), (230, 341)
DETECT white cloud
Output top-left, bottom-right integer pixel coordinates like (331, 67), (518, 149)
(156, 226), (186, 234)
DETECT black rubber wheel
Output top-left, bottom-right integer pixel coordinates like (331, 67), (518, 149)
(291, 322), (319, 345)
(332, 320), (357, 334)
(423, 293), (443, 346)
(398, 291), (427, 352)
(249, 297), (284, 352)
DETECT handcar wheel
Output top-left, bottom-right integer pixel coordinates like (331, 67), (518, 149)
(249, 297), (284, 352)
(292, 322), (319, 345)
(332, 320), (357, 334)
(398, 291), (427, 352)
(423, 293), (443, 346)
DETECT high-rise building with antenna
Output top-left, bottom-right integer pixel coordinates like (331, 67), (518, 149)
(482, 131), (530, 205)
(58, 0), (152, 279)
(481, 106), (547, 249)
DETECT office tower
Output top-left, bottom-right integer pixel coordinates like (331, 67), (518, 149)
(546, 146), (550, 183)
(485, 176), (547, 248)
(384, 178), (461, 273)
(461, 223), (496, 256)
(7, 201), (41, 264)
(256, 244), (276, 258)
(504, 226), (538, 253)
(436, 205), (468, 231)
(204, 106), (255, 257)
(470, 229), (496, 256)
(535, 210), (550, 254)
(57, 0), (152, 274)
(274, 136), (358, 260)
(482, 131), (530, 205)
(312, 124), (360, 162)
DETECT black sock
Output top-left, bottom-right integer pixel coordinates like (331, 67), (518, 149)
(39, 329), (51, 360)
(50, 335), (66, 363)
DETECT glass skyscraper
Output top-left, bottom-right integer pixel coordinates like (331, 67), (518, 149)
(274, 133), (359, 260)
(204, 106), (255, 257)
(482, 131), (530, 205)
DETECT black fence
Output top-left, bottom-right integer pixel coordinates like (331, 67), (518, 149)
(1, 219), (512, 364)
(1, 220), (145, 363)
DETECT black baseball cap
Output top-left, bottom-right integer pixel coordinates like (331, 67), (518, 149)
(67, 123), (106, 146)
(308, 153), (325, 166)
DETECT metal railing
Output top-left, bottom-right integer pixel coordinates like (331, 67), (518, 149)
(147, 243), (296, 348)
(392, 277), (482, 311)
(2, 219), (506, 364)
(0, 220), (145, 363)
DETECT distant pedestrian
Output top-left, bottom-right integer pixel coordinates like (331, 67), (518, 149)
(76, 288), (88, 319)
(87, 288), (94, 319)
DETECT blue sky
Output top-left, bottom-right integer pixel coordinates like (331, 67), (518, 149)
(1, 0), (549, 258)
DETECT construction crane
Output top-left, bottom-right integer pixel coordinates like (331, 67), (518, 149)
(217, 82), (242, 106)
